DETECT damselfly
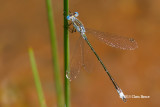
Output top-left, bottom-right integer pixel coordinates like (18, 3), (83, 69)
(66, 12), (138, 102)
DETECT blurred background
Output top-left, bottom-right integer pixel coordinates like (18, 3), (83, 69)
(0, 0), (160, 106)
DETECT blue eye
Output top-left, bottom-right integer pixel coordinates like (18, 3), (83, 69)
(66, 15), (70, 20)
(74, 12), (79, 17)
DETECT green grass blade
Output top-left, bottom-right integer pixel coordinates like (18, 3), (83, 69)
(63, 0), (70, 107)
(45, 0), (64, 107)
(28, 48), (47, 107)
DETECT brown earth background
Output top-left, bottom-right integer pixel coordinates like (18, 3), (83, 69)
(0, 0), (160, 107)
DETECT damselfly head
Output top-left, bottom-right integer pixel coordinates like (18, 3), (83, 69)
(66, 12), (79, 21)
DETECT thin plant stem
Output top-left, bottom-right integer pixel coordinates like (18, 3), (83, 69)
(28, 48), (47, 107)
(63, 0), (70, 107)
(45, 0), (64, 107)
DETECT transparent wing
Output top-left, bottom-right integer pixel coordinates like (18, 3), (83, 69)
(66, 36), (84, 81)
(86, 28), (138, 50)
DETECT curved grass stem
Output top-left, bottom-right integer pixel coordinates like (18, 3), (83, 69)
(28, 48), (47, 107)
(45, 0), (64, 106)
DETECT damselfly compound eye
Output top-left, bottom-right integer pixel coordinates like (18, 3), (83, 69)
(74, 12), (79, 17)
(66, 15), (71, 20)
